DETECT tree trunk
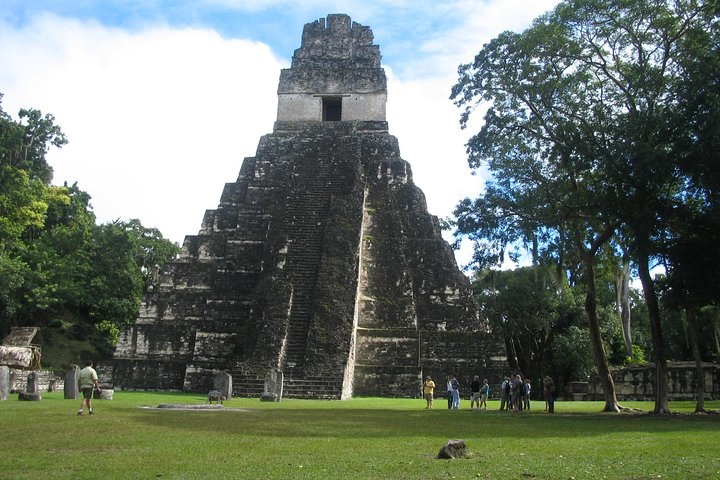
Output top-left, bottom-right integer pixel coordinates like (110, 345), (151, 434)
(617, 256), (632, 356)
(686, 308), (706, 413)
(506, 335), (520, 371)
(636, 250), (670, 414)
(583, 252), (620, 412)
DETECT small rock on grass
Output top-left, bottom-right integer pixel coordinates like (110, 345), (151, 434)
(437, 439), (469, 459)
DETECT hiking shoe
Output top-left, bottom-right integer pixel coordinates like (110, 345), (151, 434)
(77, 411), (84, 416)
(88, 411), (94, 415)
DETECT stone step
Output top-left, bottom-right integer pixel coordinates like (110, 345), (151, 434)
(230, 372), (343, 400)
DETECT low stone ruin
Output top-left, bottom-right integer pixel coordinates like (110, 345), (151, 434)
(0, 327), (42, 370)
(586, 362), (720, 401)
(437, 440), (469, 459)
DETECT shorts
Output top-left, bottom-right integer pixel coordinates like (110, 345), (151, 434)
(480, 394), (488, 403)
(81, 387), (94, 399)
(424, 393), (434, 401)
(471, 392), (482, 401)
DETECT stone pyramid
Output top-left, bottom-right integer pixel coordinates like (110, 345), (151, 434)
(109, 14), (507, 399)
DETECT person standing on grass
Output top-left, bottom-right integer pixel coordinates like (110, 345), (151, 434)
(423, 376), (435, 410)
(544, 376), (555, 413)
(499, 376), (510, 411)
(77, 360), (101, 416)
(450, 375), (461, 410)
(469, 375), (482, 411)
(517, 374), (525, 412)
(479, 378), (490, 410)
(510, 374), (521, 412)
(523, 378), (532, 410)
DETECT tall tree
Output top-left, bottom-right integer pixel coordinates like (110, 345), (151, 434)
(452, 8), (625, 412)
(663, 0), (720, 413)
(452, 0), (717, 414)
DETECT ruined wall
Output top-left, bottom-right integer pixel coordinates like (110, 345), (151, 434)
(7, 369), (64, 393)
(587, 362), (720, 401)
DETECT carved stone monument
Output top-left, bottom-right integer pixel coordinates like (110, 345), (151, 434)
(64, 365), (80, 400)
(108, 14), (507, 398)
(213, 371), (233, 401)
(262, 368), (283, 402)
(0, 366), (9, 401)
(26, 371), (39, 394)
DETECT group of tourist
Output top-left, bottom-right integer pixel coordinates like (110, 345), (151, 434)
(421, 374), (556, 413)
(421, 375), (490, 411)
(498, 375), (531, 412)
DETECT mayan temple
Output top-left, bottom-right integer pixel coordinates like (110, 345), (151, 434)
(109, 14), (507, 399)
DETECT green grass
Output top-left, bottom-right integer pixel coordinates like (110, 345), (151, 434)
(1, 392), (719, 479)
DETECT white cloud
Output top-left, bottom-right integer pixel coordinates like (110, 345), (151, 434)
(1, 13), (285, 244)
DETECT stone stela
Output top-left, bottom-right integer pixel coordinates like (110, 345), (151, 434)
(107, 14), (508, 399)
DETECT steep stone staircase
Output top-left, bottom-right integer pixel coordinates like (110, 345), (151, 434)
(231, 372), (344, 399)
(281, 188), (329, 373)
(280, 145), (344, 376)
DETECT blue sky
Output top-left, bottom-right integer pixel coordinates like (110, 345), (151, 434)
(0, 0), (560, 266)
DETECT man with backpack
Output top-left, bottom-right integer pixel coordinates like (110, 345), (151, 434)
(499, 376), (510, 411)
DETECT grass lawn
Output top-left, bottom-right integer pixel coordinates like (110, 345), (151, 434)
(1, 392), (718, 479)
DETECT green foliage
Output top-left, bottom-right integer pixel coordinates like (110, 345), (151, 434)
(0, 95), (67, 183)
(96, 319), (121, 346)
(625, 344), (648, 366)
(0, 94), (180, 365)
(452, 0), (720, 409)
(473, 265), (585, 381)
(550, 325), (594, 382)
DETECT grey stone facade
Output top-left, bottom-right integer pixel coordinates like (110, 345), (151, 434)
(586, 362), (720, 401)
(108, 14), (507, 398)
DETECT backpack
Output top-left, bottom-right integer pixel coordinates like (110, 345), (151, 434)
(450, 378), (459, 390)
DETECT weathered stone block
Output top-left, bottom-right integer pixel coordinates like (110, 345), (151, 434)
(99, 389), (114, 400)
(64, 365), (80, 399)
(0, 366), (9, 400)
(213, 371), (233, 400)
(437, 440), (469, 460)
(18, 391), (41, 401)
(26, 371), (39, 393)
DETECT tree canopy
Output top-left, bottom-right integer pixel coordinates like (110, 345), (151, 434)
(451, 0), (720, 413)
(0, 93), (180, 365)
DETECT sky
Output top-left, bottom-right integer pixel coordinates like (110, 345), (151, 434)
(0, 0), (561, 268)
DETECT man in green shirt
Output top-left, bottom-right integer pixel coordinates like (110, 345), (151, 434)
(77, 360), (101, 416)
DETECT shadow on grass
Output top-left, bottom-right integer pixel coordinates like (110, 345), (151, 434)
(126, 405), (720, 440)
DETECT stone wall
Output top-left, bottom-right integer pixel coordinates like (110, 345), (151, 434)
(586, 362), (720, 401)
(8, 369), (64, 393)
